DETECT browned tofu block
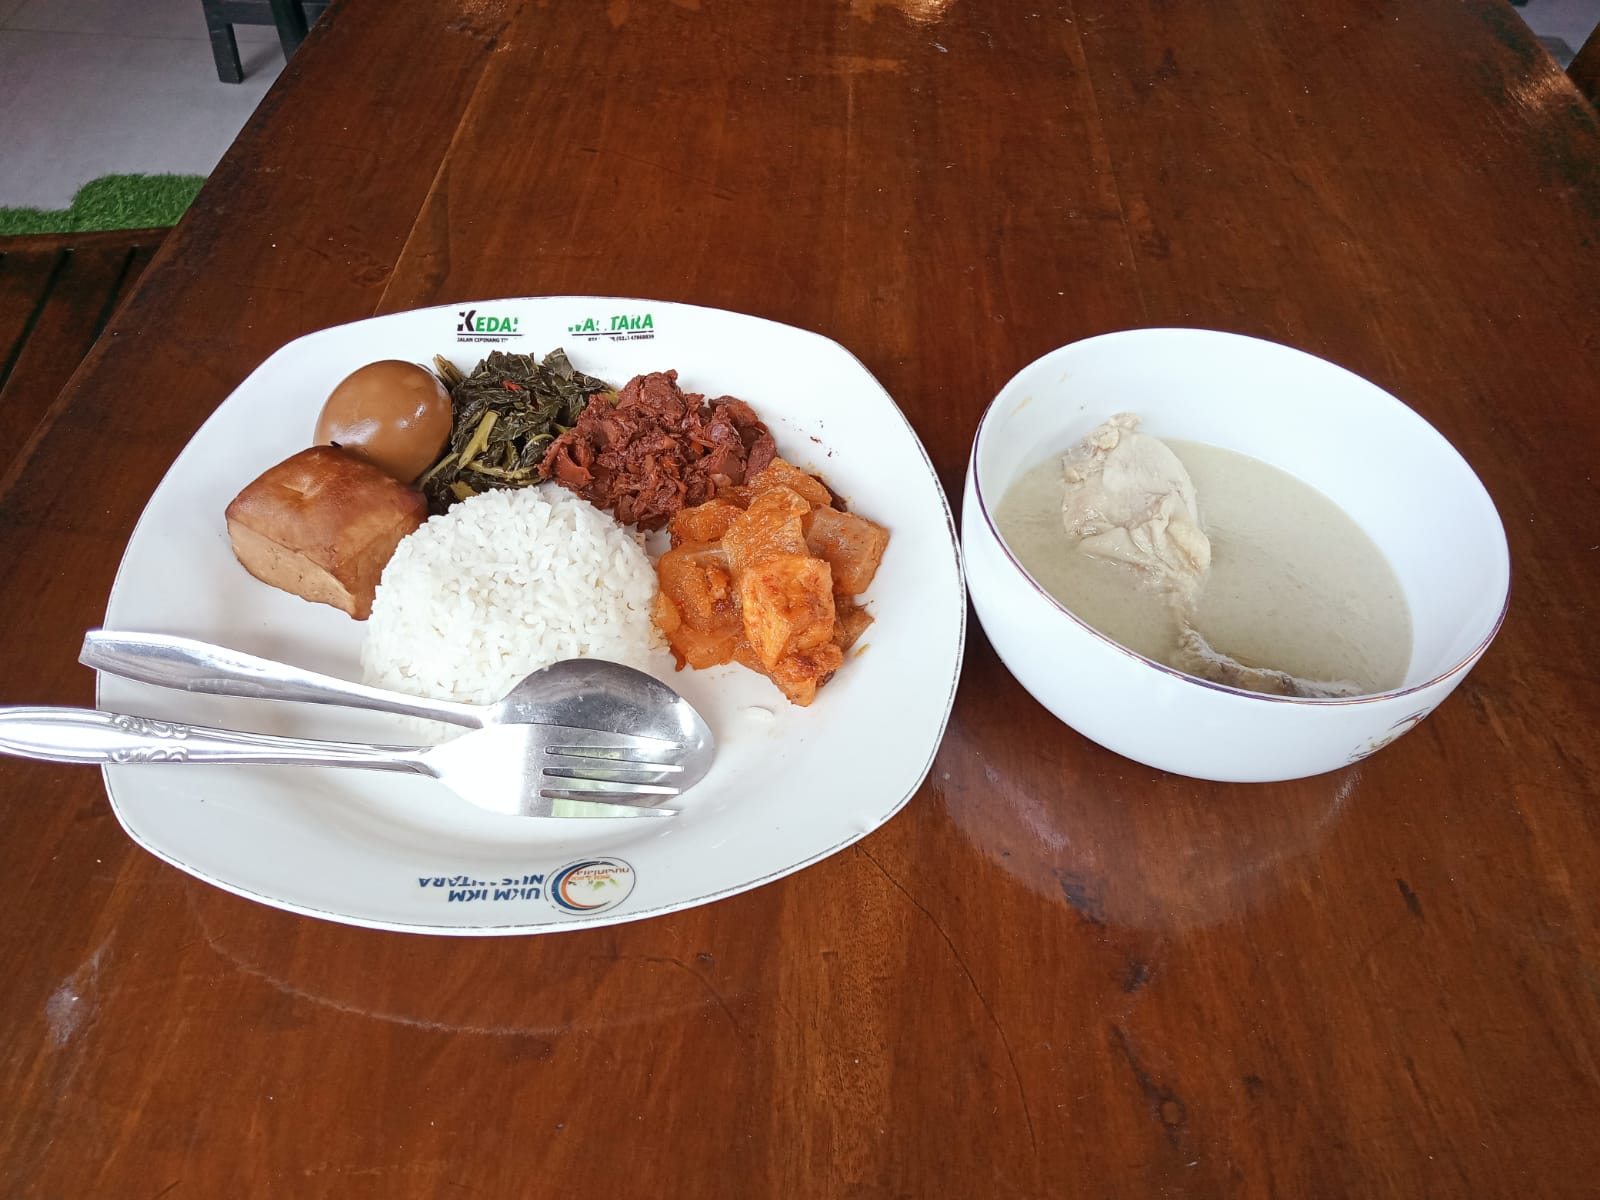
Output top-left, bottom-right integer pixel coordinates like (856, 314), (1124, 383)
(224, 445), (428, 619)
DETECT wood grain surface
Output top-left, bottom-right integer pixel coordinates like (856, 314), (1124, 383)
(0, 229), (167, 496)
(1, 1), (1597, 1196)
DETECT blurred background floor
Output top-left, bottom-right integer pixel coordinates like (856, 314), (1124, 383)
(1, 0), (1596, 212)
(0, 0), (287, 209)
(1521, 0), (1600, 64)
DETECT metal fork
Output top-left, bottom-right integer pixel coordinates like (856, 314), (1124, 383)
(0, 708), (685, 819)
(78, 632), (716, 784)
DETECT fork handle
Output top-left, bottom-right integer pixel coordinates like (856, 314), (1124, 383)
(81, 631), (486, 727)
(0, 707), (427, 773)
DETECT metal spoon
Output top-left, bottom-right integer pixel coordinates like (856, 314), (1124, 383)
(80, 630), (715, 787)
(0, 707), (682, 819)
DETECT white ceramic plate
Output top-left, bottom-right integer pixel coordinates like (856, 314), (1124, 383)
(98, 297), (965, 934)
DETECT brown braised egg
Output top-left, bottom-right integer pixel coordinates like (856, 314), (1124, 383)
(314, 360), (452, 484)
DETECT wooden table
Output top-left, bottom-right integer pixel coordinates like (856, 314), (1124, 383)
(2, 1), (1596, 1194)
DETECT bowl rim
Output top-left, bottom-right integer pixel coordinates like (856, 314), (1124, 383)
(967, 327), (1512, 707)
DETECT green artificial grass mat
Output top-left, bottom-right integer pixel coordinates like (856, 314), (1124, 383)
(0, 174), (204, 235)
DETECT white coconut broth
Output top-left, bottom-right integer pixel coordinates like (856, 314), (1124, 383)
(994, 438), (1414, 694)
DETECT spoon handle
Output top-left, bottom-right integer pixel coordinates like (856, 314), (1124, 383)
(80, 631), (486, 727)
(0, 706), (424, 770)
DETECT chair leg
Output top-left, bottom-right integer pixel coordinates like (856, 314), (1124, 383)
(268, 0), (310, 61)
(1571, 26), (1600, 106)
(201, 0), (244, 84)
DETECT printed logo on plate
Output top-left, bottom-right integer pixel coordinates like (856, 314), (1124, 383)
(548, 858), (637, 914)
(566, 310), (656, 342)
(455, 308), (521, 343)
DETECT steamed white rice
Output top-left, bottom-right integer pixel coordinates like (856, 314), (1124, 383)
(361, 483), (662, 704)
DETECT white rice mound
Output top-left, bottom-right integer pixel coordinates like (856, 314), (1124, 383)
(362, 483), (662, 704)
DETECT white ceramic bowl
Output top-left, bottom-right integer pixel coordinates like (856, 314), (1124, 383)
(962, 329), (1509, 782)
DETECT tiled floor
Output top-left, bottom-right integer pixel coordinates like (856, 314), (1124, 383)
(1518, 0), (1600, 63)
(0, 0), (289, 209)
(1, 0), (1596, 212)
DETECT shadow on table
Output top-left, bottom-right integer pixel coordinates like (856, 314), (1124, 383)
(935, 677), (1358, 934)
